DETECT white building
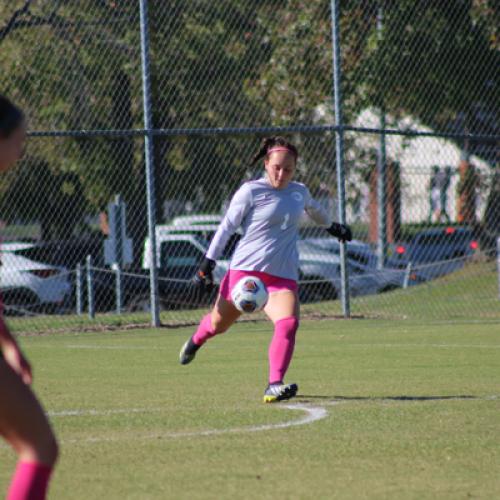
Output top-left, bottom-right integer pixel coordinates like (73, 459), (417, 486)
(349, 109), (492, 224)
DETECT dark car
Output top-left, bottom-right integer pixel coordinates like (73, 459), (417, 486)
(388, 226), (479, 280)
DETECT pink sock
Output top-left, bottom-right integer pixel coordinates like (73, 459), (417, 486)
(192, 314), (217, 346)
(268, 316), (299, 384)
(7, 461), (53, 500)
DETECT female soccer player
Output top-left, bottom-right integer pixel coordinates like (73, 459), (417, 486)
(0, 95), (59, 499)
(179, 136), (352, 403)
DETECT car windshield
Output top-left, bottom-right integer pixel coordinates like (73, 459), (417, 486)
(160, 241), (203, 268)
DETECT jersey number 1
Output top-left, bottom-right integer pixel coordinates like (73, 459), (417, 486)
(281, 213), (290, 230)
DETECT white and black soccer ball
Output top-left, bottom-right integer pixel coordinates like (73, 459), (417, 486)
(231, 276), (268, 313)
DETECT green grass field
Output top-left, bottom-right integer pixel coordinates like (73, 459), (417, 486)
(1, 316), (499, 499)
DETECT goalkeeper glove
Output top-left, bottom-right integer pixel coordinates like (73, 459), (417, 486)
(192, 256), (216, 294)
(326, 222), (352, 242)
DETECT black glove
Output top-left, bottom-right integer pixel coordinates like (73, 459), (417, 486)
(192, 257), (216, 294)
(326, 222), (352, 242)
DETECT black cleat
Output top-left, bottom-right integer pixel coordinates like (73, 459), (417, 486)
(263, 382), (298, 403)
(179, 337), (200, 365)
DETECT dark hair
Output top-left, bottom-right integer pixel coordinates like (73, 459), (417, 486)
(0, 95), (24, 138)
(250, 136), (298, 165)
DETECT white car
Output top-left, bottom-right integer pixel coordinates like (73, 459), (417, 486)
(296, 241), (403, 297)
(302, 237), (378, 268)
(0, 248), (71, 313)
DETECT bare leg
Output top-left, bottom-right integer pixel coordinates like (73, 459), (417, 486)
(209, 294), (242, 332)
(0, 360), (58, 466)
(264, 290), (299, 323)
(180, 294), (242, 364)
(0, 360), (58, 499)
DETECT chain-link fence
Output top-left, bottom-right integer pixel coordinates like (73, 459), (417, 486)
(1, 0), (498, 333)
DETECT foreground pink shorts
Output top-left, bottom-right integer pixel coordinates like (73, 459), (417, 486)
(219, 269), (298, 302)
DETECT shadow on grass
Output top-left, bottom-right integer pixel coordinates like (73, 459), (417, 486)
(298, 394), (478, 402)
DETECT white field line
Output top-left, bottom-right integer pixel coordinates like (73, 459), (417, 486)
(338, 343), (500, 349)
(55, 394), (499, 445)
(61, 403), (330, 444)
(2, 396), (495, 451)
(64, 345), (162, 350)
(48, 408), (163, 417)
(28, 342), (500, 351)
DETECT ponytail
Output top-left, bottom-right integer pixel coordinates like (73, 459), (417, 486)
(250, 136), (298, 165)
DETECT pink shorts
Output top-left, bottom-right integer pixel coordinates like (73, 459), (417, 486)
(219, 269), (298, 302)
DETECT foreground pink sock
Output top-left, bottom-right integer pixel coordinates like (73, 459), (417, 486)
(192, 314), (217, 346)
(268, 316), (299, 384)
(7, 461), (53, 500)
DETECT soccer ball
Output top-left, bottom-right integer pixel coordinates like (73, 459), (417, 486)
(231, 276), (268, 313)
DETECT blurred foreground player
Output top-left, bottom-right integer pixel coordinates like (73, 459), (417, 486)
(0, 95), (58, 500)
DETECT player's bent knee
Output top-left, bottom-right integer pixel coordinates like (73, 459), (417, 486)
(45, 435), (59, 466)
(37, 434), (59, 466)
(33, 431), (59, 466)
(210, 311), (237, 334)
(17, 433), (58, 466)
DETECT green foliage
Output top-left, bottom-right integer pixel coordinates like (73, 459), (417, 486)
(0, 156), (86, 239)
(359, 1), (499, 130)
(0, 0), (498, 239)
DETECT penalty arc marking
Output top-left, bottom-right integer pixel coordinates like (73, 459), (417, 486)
(58, 403), (330, 445)
(36, 395), (499, 446)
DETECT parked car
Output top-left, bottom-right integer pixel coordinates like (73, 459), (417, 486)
(2, 238), (123, 313)
(144, 232), (339, 303)
(143, 231), (404, 305)
(301, 237), (378, 268)
(387, 226), (479, 280)
(0, 249), (71, 314)
(296, 241), (405, 298)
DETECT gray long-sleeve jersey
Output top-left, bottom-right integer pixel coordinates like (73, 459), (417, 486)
(206, 177), (332, 281)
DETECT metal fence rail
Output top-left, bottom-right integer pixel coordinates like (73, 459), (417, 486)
(0, 0), (498, 332)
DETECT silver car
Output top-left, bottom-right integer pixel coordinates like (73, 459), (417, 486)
(0, 248), (71, 314)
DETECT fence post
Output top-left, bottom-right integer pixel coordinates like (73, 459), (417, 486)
(330, 0), (350, 317)
(403, 261), (413, 289)
(86, 255), (95, 320)
(139, 0), (160, 327)
(376, 4), (387, 270)
(76, 263), (83, 316)
(114, 263), (122, 315)
(497, 237), (500, 300)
